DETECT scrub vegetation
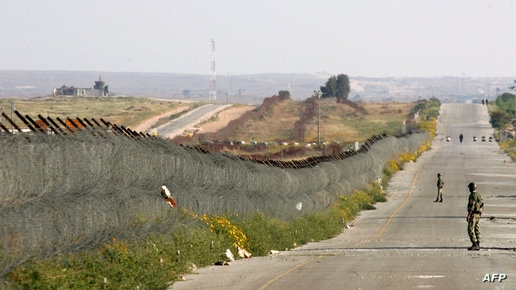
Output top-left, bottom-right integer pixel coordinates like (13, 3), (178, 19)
(488, 89), (516, 160)
(0, 96), (200, 129)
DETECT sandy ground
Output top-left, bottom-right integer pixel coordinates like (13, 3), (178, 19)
(133, 105), (255, 134)
(195, 105), (254, 134)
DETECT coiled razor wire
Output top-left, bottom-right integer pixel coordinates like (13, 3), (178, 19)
(0, 123), (428, 275)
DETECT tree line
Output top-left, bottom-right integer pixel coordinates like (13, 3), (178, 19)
(320, 74), (350, 102)
(490, 80), (516, 129)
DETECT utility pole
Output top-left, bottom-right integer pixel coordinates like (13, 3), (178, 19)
(316, 90), (321, 147)
(209, 39), (217, 102)
(10, 102), (14, 133)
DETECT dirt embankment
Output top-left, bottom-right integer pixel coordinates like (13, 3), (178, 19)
(173, 94), (291, 144)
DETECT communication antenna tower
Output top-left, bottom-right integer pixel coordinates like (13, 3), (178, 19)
(209, 39), (217, 102)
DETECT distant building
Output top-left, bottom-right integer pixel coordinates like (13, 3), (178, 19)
(54, 76), (109, 97)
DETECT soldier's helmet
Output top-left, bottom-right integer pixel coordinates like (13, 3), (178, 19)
(468, 182), (476, 191)
(437, 173), (441, 177)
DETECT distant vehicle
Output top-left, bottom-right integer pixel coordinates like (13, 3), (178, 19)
(473, 136), (477, 142)
(489, 136), (493, 142)
(482, 136), (486, 142)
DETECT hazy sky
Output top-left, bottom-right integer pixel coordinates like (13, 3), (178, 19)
(1, 0), (515, 77)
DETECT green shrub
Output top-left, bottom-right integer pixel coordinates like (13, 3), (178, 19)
(235, 213), (292, 256)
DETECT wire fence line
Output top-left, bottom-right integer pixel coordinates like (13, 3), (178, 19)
(0, 128), (428, 275)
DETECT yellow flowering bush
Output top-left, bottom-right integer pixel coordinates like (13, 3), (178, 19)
(335, 185), (382, 224)
(417, 118), (437, 138)
(182, 207), (199, 219)
(383, 159), (400, 178)
(399, 152), (417, 163)
(352, 190), (373, 209)
(100, 237), (131, 264)
(200, 214), (249, 250)
(417, 140), (431, 154)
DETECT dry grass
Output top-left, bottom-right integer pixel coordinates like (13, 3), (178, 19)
(210, 98), (415, 144)
(0, 96), (415, 145)
(0, 96), (199, 129)
(230, 98), (304, 141)
(310, 101), (415, 143)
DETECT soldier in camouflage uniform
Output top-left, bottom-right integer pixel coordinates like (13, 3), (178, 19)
(435, 173), (444, 202)
(466, 182), (483, 251)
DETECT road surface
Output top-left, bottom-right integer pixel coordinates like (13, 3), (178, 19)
(156, 104), (230, 138)
(170, 103), (516, 290)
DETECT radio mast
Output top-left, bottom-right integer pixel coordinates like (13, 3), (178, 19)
(209, 39), (217, 102)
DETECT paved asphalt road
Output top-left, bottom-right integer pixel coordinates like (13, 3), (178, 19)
(170, 103), (516, 290)
(156, 104), (230, 138)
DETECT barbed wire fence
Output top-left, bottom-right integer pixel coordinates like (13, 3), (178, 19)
(0, 112), (428, 275)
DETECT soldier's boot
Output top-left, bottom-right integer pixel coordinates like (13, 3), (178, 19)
(434, 198), (439, 202)
(439, 198), (443, 202)
(474, 242), (480, 251)
(468, 242), (477, 251)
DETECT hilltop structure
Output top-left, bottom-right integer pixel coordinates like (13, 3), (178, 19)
(54, 76), (109, 97)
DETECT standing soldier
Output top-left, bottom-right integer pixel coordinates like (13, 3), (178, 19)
(435, 173), (444, 202)
(466, 182), (483, 250)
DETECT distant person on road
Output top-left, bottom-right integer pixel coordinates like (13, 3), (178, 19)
(459, 134), (463, 143)
(466, 182), (483, 251)
(435, 173), (444, 202)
